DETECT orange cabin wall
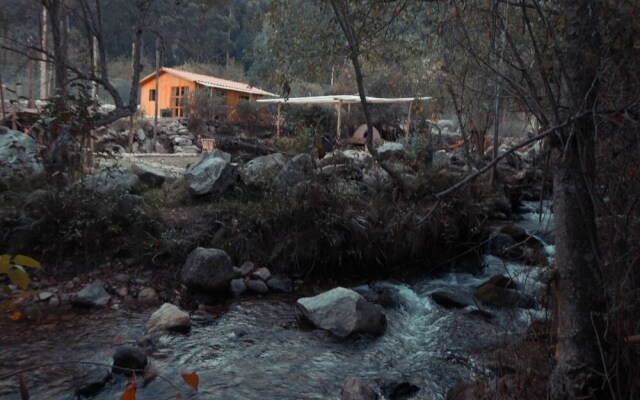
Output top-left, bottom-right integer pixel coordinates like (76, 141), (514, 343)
(139, 73), (195, 117)
(139, 72), (263, 118)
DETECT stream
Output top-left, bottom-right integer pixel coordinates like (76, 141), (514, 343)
(0, 202), (553, 399)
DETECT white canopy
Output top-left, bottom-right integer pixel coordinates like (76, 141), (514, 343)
(257, 95), (432, 105)
(257, 94), (432, 138)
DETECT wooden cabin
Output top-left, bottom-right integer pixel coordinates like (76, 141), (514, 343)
(139, 67), (275, 118)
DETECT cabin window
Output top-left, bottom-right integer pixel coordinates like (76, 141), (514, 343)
(240, 95), (250, 101)
(149, 89), (156, 101)
(170, 86), (189, 117)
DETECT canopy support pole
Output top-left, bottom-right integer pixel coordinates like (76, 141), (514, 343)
(406, 100), (413, 137)
(277, 103), (282, 136)
(336, 101), (342, 140)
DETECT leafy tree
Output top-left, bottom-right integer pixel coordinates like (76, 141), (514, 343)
(260, 0), (430, 151)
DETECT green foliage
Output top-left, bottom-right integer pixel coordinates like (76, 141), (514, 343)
(273, 127), (318, 155)
(185, 88), (228, 120)
(156, 168), (484, 278)
(0, 254), (41, 320)
(233, 99), (274, 133)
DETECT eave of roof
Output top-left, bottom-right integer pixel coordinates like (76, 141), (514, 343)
(139, 67), (276, 97)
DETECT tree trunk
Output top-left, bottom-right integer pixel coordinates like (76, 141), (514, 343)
(46, 0), (67, 96)
(550, 1), (605, 398)
(40, 4), (48, 100)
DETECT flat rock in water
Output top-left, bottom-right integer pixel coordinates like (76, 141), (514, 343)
(296, 287), (387, 337)
(147, 303), (191, 334)
(431, 291), (470, 309)
(72, 281), (111, 308)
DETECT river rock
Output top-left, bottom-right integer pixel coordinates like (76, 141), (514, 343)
(483, 275), (517, 289)
(147, 303), (191, 334)
(180, 247), (235, 293)
(230, 278), (247, 297)
(490, 233), (521, 258)
(431, 291), (470, 309)
(138, 287), (159, 303)
(500, 224), (528, 243)
(72, 281), (111, 308)
(246, 279), (269, 294)
(341, 376), (378, 400)
(379, 380), (420, 400)
(130, 163), (166, 187)
(296, 287), (387, 337)
(252, 267), (271, 281)
(0, 129), (43, 189)
(112, 346), (147, 375)
(474, 278), (535, 309)
(239, 261), (255, 276)
(267, 275), (293, 293)
(38, 291), (54, 302)
(351, 285), (379, 303)
(184, 150), (237, 196)
(239, 153), (286, 188)
(74, 368), (112, 398)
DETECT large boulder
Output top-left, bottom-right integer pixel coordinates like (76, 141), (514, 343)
(273, 153), (315, 191)
(296, 287), (387, 337)
(80, 168), (140, 194)
(184, 150), (237, 196)
(147, 303), (191, 334)
(72, 281), (111, 308)
(130, 163), (166, 188)
(0, 130), (43, 189)
(376, 142), (406, 161)
(180, 247), (235, 293)
(239, 153), (286, 188)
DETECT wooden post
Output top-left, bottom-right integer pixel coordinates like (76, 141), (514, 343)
(277, 103), (281, 136)
(406, 100), (413, 137)
(336, 101), (342, 140)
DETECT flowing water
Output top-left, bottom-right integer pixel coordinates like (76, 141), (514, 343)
(0, 203), (553, 399)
